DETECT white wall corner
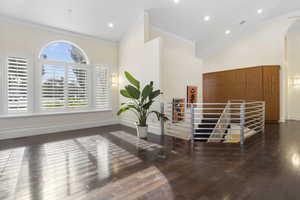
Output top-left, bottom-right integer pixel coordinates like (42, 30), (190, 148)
(144, 11), (150, 42)
(149, 25), (196, 47)
(279, 118), (286, 123)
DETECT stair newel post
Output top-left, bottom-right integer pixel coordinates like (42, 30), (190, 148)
(160, 102), (165, 143)
(240, 102), (246, 147)
(158, 102), (167, 159)
(262, 101), (266, 133)
(191, 103), (195, 150)
(262, 101), (266, 149)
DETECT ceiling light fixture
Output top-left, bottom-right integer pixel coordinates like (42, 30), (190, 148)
(225, 30), (231, 35)
(108, 23), (114, 28)
(257, 9), (263, 14)
(174, 0), (180, 4)
(204, 16), (211, 21)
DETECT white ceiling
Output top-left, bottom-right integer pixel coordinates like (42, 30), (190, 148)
(1, 0), (300, 55)
(0, 0), (166, 41)
(149, 0), (300, 57)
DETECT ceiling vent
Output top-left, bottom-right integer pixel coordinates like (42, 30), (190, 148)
(240, 20), (246, 25)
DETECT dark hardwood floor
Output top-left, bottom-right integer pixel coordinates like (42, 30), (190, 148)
(1, 121), (300, 200)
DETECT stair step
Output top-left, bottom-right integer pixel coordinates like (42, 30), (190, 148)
(202, 120), (218, 123)
(197, 125), (215, 128)
(194, 118), (220, 142)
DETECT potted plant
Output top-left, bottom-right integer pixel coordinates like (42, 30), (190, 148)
(117, 71), (167, 139)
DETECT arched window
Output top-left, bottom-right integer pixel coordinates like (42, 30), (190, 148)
(1, 41), (110, 117)
(39, 41), (94, 111)
(40, 41), (88, 64)
(38, 41), (110, 113)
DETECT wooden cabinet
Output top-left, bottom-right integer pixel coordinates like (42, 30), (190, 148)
(203, 66), (280, 122)
(245, 67), (263, 101)
(263, 66), (280, 122)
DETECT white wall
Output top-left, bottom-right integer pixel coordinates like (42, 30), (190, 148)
(287, 21), (300, 120)
(150, 26), (203, 103)
(118, 13), (204, 134)
(0, 17), (119, 139)
(203, 15), (298, 122)
(118, 13), (162, 134)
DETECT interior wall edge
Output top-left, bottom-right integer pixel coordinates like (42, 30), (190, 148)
(149, 25), (196, 47)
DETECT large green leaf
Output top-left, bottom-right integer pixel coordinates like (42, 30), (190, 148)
(117, 106), (130, 116)
(125, 85), (140, 99)
(120, 89), (132, 98)
(143, 100), (154, 110)
(150, 81), (154, 88)
(127, 104), (140, 112)
(125, 71), (140, 89)
(149, 90), (161, 100)
(149, 111), (168, 121)
(141, 85), (152, 101)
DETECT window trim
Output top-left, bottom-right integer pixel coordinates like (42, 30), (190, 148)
(0, 53), (5, 115)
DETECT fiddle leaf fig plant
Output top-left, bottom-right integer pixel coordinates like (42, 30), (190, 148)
(117, 71), (168, 127)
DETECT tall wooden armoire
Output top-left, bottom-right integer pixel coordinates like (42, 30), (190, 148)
(203, 65), (280, 122)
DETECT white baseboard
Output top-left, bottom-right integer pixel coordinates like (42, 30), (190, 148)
(288, 114), (300, 121)
(279, 118), (286, 123)
(0, 119), (119, 140)
(120, 119), (161, 135)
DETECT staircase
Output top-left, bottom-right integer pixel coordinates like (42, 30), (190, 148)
(194, 119), (217, 142)
(163, 100), (265, 147)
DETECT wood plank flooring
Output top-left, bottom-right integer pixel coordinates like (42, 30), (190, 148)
(1, 122), (300, 200)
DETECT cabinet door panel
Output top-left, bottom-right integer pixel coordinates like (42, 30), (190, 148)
(245, 67), (263, 101)
(263, 66), (280, 121)
(232, 69), (246, 100)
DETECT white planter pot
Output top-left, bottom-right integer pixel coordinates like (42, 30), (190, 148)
(136, 125), (148, 139)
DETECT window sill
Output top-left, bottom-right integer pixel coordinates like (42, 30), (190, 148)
(0, 109), (113, 119)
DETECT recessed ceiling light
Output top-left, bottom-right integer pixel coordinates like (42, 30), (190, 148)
(257, 9), (263, 14)
(225, 30), (231, 35)
(204, 16), (211, 21)
(174, 0), (180, 4)
(108, 23), (114, 28)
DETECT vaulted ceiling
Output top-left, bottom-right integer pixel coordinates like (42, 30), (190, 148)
(1, 0), (300, 57)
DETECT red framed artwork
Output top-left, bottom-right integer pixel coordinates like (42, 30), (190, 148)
(187, 86), (198, 107)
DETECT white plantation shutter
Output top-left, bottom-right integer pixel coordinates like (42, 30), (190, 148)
(95, 66), (110, 110)
(41, 64), (65, 110)
(7, 57), (28, 112)
(0, 43), (117, 116)
(68, 67), (88, 108)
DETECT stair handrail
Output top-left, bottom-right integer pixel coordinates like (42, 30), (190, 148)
(207, 100), (232, 142)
